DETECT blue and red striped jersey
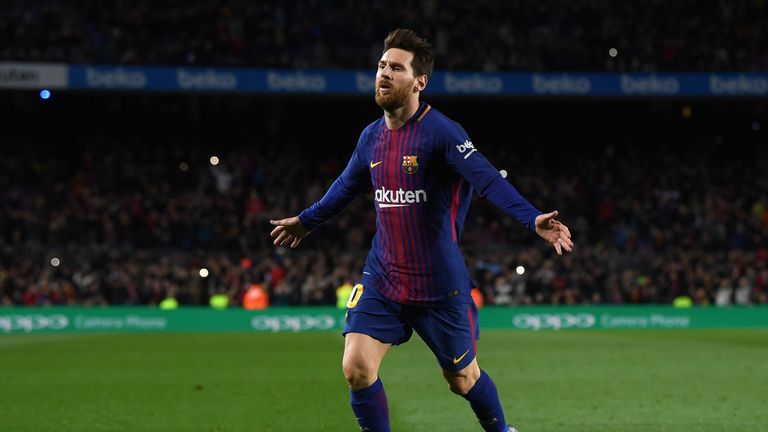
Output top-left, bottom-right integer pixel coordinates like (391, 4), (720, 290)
(299, 102), (541, 305)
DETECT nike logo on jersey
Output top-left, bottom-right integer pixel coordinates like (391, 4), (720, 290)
(370, 160), (383, 168)
(453, 348), (471, 364)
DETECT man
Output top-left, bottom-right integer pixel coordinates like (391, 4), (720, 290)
(270, 29), (573, 432)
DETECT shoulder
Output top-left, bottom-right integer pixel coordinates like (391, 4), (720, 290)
(419, 106), (470, 146)
(352, 118), (384, 153)
(360, 117), (384, 139)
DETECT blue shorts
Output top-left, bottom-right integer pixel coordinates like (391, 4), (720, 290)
(343, 283), (480, 372)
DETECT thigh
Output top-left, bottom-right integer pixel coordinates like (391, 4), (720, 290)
(343, 332), (391, 372)
(343, 283), (414, 346)
(404, 300), (480, 372)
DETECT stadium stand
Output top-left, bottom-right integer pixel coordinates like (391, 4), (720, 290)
(1, 95), (765, 307)
(1, 0), (767, 71)
(1, 1), (766, 307)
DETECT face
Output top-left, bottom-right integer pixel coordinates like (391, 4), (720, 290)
(375, 48), (426, 112)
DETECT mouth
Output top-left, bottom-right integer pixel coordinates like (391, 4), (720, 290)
(377, 82), (393, 93)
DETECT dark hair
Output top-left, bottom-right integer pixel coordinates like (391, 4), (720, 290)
(383, 28), (434, 79)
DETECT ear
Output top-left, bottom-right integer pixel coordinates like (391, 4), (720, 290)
(413, 75), (428, 92)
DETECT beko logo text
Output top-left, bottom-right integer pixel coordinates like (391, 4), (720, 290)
(267, 71), (326, 91)
(533, 74), (591, 94)
(86, 68), (147, 88)
(177, 69), (237, 90)
(444, 74), (503, 93)
(621, 75), (679, 94)
(709, 75), (768, 95)
(513, 313), (596, 330)
(0, 315), (69, 333)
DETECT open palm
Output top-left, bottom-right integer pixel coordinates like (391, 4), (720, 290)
(535, 210), (573, 255)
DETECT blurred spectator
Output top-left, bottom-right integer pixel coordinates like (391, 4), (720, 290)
(0, 95), (766, 307)
(243, 283), (268, 310)
(715, 279), (733, 306)
(1, 0), (767, 71)
(735, 276), (753, 305)
(1, 130), (765, 307)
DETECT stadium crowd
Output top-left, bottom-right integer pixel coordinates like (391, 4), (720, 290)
(2, 0), (767, 71)
(1, 101), (766, 308)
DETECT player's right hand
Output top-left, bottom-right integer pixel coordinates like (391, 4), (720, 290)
(269, 217), (310, 248)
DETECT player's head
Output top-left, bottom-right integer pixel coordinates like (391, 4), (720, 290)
(375, 28), (433, 112)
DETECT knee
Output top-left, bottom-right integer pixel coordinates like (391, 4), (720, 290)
(342, 357), (378, 390)
(444, 373), (478, 396)
(443, 362), (481, 396)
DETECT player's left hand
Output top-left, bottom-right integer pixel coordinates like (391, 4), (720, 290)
(535, 210), (573, 255)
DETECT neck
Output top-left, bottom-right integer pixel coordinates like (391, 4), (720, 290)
(383, 97), (420, 130)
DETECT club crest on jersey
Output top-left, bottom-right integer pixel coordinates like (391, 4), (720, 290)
(402, 155), (419, 174)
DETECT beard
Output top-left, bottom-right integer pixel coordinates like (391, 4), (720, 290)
(375, 79), (414, 112)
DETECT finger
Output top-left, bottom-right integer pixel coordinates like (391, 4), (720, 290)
(554, 242), (562, 255)
(272, 231), (285, 245)
(559, 232), (573, 249)
(290, 238), (302, 248)
(551, 221), (571, 242)
(537, 211), (555, 226)
(280, 235), (292, 246)
(270, 218), (294, 226)
(270, 225), (285, 238)
(543, 210), (558, 221)
(560, 238), (573, 252)
(273, 231), (289, 246)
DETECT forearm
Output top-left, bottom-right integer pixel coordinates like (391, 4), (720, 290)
(297, 177), (359, 230)
(479, 175), (541, 231)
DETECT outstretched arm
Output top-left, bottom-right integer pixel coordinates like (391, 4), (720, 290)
(268, 174), (362, 249)
(269, 132), (371, 248)
(481, 175), (574, 255)
(442, 125), (573, 255)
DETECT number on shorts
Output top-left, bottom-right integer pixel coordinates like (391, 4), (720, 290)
(347, 284), (364, 308)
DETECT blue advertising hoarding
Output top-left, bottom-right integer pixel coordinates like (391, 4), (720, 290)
(2, 62), (767, 97)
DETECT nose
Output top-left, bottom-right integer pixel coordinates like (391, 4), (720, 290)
(378, 65), (392, 80)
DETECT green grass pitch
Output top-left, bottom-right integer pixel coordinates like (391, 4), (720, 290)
(1, 330), (767, 431)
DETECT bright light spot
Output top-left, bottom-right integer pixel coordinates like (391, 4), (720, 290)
(682, 106), (692, 119)
(50, 257), (61, 267)
(516, 265), (525, 275)
(199, 268), (209, 278)
(499, 169), (508, 179)
(608, 48), (618, 58)
(752, 121), (761, 131)
(39, 89), (51, 100)
(209, 156), (220, 166)
(179, 162), (189, 172)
